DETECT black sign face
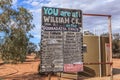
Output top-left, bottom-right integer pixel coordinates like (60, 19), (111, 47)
(42, 7), (82, 32)
(40, 7), (83, 73)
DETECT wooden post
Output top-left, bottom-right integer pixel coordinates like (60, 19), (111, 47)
(108, 16), (113, 80)
(48, 73), (51, 80)
(57, 72), (61, 80)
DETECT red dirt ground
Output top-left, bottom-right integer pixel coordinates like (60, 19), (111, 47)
(0, 56), (120, 80)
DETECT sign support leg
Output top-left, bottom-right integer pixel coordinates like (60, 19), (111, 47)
(48, 73), (52, 80)
(57, 72), (61, 80)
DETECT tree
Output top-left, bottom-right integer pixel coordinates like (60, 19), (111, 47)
(27, 42), (37, 54)
(113, 33), (120, 40)
(112, 33), (120, 54)
(84, 31), (94, 35)
(0, 0), (35, 63)
(101, 33), (120, 55)
(100, 33), (109, 37)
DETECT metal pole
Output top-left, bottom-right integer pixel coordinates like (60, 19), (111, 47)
(108, 16), (113, 80)
(83, 13), (113, 79)
(98, 34), (102, 77)
(83, 13), (111, 17)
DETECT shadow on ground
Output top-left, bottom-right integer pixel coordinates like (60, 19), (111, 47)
(2, 73), (45, 80)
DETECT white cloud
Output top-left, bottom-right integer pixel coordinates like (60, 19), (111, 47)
(23, 0), (40, 7)
(40, 0), (107, 12)
(12, 0), (17, 5)
(23, 0), (32, 4)
(104, 0), (115, 3)
(31, 1), (39, 6)
(30, 9), (41, 13)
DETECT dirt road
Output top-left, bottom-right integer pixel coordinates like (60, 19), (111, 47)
(0, 56), (120, 80)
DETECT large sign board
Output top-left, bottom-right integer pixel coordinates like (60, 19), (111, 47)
(40, 7), (83, 72)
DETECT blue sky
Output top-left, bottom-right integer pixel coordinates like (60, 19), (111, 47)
(8, 0), (120, 48)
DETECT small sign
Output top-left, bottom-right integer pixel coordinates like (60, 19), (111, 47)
(64, 63), (83, 72)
